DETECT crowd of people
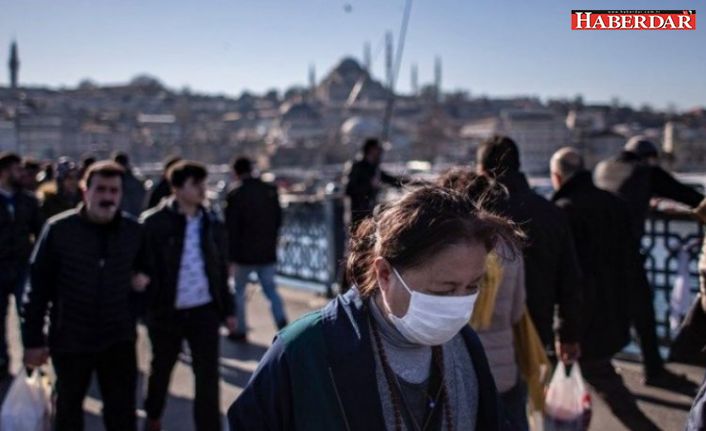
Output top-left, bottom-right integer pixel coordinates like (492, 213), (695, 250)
(1, 133), (706, 430)
(0, 152), (286, 431)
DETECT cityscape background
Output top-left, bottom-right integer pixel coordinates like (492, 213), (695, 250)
(1, 0), (705, 183)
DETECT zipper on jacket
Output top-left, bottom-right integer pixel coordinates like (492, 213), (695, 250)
(328, 367), (353, 431)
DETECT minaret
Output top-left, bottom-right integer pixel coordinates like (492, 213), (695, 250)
(308, 63), (316, 90)
(385, 32), (394, 90)
(434, 56), (442, 101)
(9, 40), (19, 90)
(363, 42), (371, 73)
(411, 63), (418, 96)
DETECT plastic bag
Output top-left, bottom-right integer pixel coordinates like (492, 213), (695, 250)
(670, 246), (694, 332)
(0, 368), (52, 431)
(544, 362), (591, 431)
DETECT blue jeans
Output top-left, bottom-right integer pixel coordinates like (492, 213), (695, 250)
(234, 264), (287, 334)
(500, 379), (529, 431)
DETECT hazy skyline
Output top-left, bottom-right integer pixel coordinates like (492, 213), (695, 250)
(1, 0), (704, 110)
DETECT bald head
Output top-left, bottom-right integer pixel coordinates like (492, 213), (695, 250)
(550, 147), (584, 191)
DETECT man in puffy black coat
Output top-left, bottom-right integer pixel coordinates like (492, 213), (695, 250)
(0, 152), (42, 378)
(595, 136), (706, 388)
(22, 161), (143, 431)
(476, 136), (582, 364)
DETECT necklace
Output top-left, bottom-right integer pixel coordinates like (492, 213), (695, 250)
(369, 315), (451, 431)
(392, 373), (443, 431)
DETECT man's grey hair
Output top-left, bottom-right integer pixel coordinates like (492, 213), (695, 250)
(550, 147), (584, 180)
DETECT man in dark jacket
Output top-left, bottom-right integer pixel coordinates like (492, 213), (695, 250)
(225, 157), (286, 342)
(343, 138), (401, 227)
(39, 157), (81, 223)
(140, 161), (235, 431)
(476, 136), (582, 363)
(20, 157), (41, 193)
(595, 136), (706, 388)
(551, 148), (661, 430)
(0, 153), (42, 379)
(113, 152), (146, 217)
(146, 156), (182, 209)
(551, 148), (634, 360)
(22, 161), (143, 431)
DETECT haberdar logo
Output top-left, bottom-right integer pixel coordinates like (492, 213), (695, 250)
(572, 10), (696, 30)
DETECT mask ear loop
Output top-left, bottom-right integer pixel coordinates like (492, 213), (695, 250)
(380, 265), (413, 317)
(391, 267), (413, 294)
(383, 266), (416, 319)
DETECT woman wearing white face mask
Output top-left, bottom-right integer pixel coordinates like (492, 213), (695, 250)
(228, 186), (523, 431)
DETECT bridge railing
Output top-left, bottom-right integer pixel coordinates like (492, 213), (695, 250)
(276, 194), (345, 296)
(275, 195), (705, 348)
(642, 209), (703, 345)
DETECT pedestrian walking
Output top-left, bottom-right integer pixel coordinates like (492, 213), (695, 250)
(438, 168), (530, 430)
(146, 156), (182, 209)
(595, 136), (706, 389)
(139, 160), (235, 431)
(476, 135), (583, 364)
(551, 147), (660, 430)
(0, 152), (41, 379)
(22, 161), (143, 431)
(113, 152), (147, 217)
(38, 157), (81, 222)
(343, 138), (402, 228)
(225, 157), (286, 342)
(228, 185), (524, 430)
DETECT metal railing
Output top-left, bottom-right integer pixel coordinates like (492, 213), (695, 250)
(642, 210), (703, 345)
(275, 196), (705, 348)
(276, 195), (345, 296)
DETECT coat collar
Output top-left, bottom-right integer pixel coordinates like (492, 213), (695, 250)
(497, 170), (532, 195)
(76, 203), (123, 229)
(321, 288), (499, 430)
(551, 170), (594, 202)
(321, 288), (387, 429)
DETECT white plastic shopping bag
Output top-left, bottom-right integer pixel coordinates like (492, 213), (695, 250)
(670, 246), (694, 333)
(544, 362), (591, 431)
(0, 368), (52, 431)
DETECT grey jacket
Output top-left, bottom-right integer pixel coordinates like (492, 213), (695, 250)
(476, 249), (526, 393)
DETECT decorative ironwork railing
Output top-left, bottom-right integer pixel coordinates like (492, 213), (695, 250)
(642, 210), (703, 345)
(276, 195), (345, 296)
(276, 196), (704, 349)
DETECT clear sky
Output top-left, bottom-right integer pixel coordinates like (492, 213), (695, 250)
(1, 0), (704, 110)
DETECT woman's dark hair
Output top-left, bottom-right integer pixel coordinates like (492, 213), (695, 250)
(167, 161), (208, 188)
(476, 135), (520, 177)
(346, 185), (523, 298)
(437, 167), (510, 215)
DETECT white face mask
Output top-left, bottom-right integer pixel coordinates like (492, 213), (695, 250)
(382, 267), (478, 346)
